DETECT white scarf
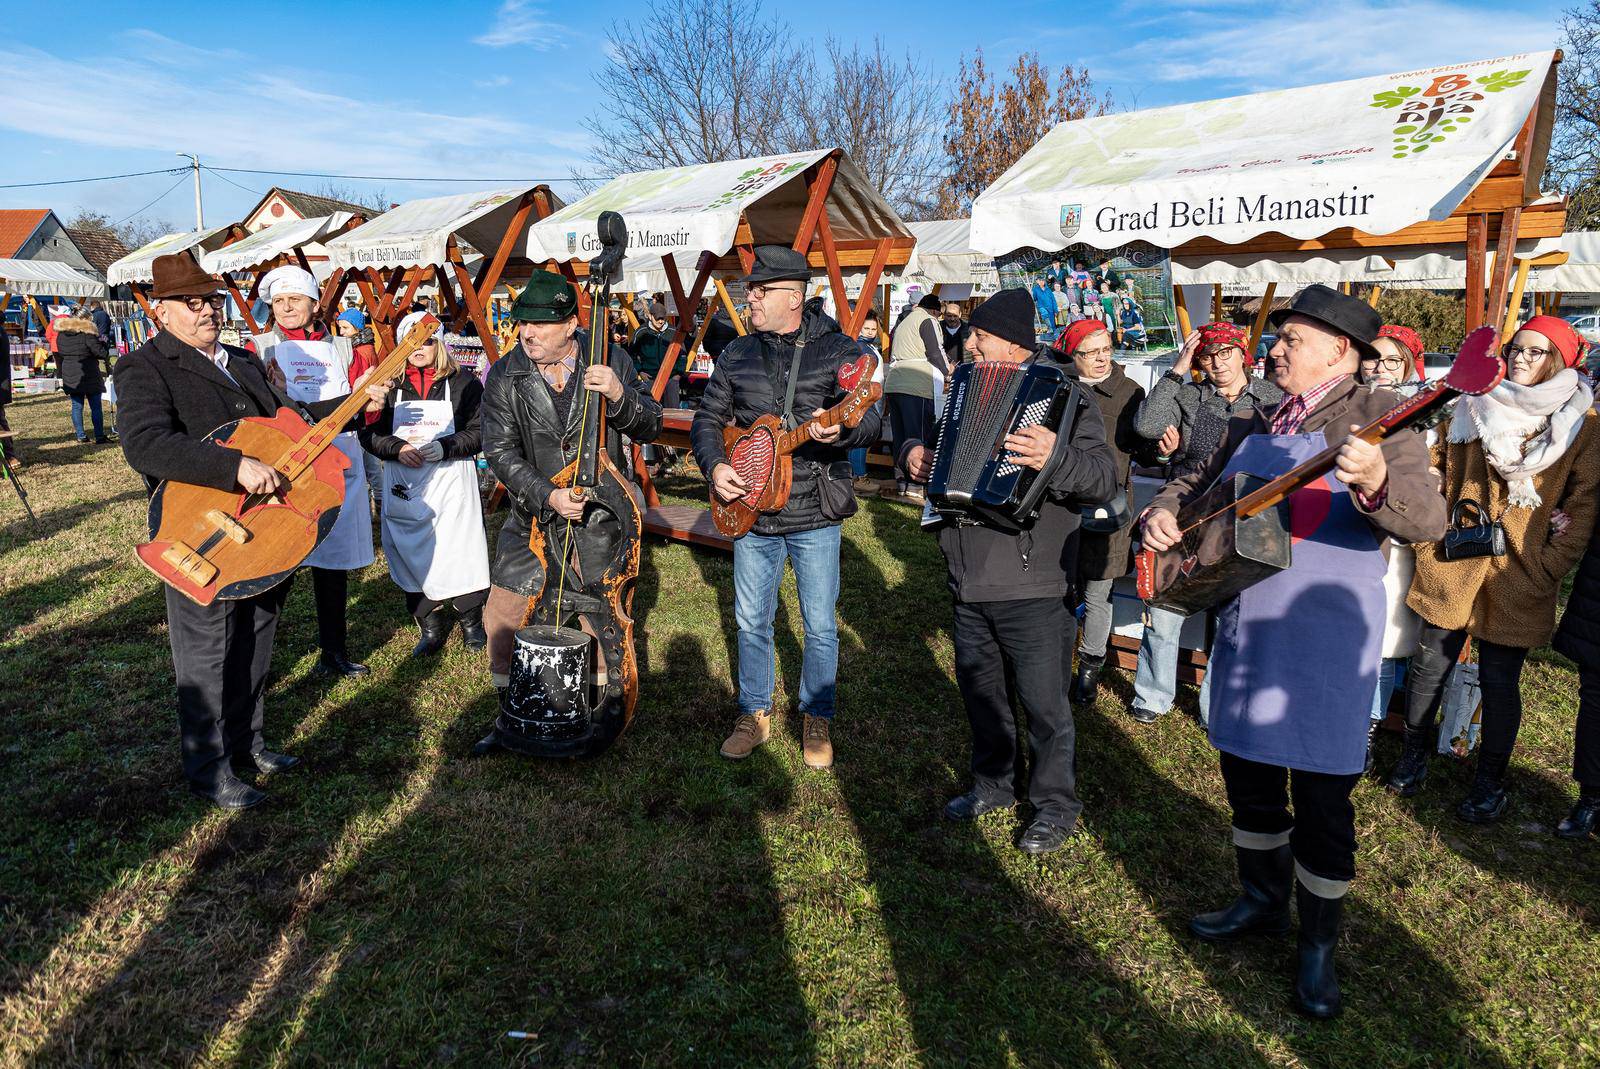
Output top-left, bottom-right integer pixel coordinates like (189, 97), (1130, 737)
(1451, 368), (1593, 507)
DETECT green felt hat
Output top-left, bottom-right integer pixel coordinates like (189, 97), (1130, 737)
(510, 270), (579, 323)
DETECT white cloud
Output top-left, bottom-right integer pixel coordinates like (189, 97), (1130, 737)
(475, 0), (564, 49)
(1111, 0), (1561, 90)
(474, 75), (513, 88)
(0, 37), (592, 183)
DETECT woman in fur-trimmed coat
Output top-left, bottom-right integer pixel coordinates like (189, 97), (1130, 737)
(54, 315), (114, 443)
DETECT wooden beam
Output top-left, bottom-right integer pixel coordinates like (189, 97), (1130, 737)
(791, 154), (839, 256)
(714, 277), (747, 336)
(132, 288), (156, 320)
(844, 237), (895, 338)
(1502, 258), (1533, 342)
(1465, 213), (1488, 333)
(1485, 206), (1522, 338)
(652, 251), (715, 401)
(1248, 282), (1276, 353)
(815, 210), (851, 329)
(1172, 284), (1193, 338)
(447, 244), (497, 363)
(1211, 283), (1223, 321)
(1366, 285), (1382, 309)
(226, 279), (262, 334)
(473, 191), (535, 326)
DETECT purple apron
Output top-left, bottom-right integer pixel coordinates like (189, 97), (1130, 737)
(1204, 431), (1385, 775)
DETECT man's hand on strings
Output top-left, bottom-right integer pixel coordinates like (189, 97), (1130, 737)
(1140, 508), (1183, 552)
(808, 408), (842, 445)
(583, 364), (624, 403)
(237, 456), (284, 495)
(549, 487), (587, 520)
(711, 463), (748, 503)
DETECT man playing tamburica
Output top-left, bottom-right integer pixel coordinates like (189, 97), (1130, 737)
(1140, 284), (1446, 1018)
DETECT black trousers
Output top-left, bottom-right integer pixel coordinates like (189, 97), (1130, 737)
(1220, 750), (1360, 883)
(953, 596), (1081, 828)
(886, 393), (936, 477)
(1403, 623), (1530, 775)
(1575, 665), (1600, 795)
(165, 579), (292, 789)
(311, 567), (350, 657)
(404, 587), (489, 621)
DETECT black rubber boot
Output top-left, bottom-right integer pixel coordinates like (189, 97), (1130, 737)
(411, 606), (452, 657)
(1189, 842), (1293, 942)
(1386, 725), (1431, 797)
(1293, 880), (1344, 1020)
(458, 604), (487, 650)
(1070, 652), (1105, 706)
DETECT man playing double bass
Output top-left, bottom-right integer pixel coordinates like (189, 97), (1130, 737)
(476, 270), (663, 754)
(1140, 285), (1446, 1018)
(115, 252), (389, 809)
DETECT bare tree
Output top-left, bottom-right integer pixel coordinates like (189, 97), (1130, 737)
(1553, 2), (1600, 228)
(313, 182), (392, 216)
(65, 207), (176, 251)
(581, 0), (941, 216)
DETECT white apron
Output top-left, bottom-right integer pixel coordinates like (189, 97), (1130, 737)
(380, 378), (490, 600)
(269, 336), (375, 571)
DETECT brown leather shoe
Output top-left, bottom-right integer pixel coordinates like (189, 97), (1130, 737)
(802, 714), (834, 769)
(720, 711), (771, 760)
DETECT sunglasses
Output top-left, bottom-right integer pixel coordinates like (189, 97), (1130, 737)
(171, 295), (226, 312)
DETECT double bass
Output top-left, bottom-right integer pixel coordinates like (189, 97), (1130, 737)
(490, 212), (643, 758)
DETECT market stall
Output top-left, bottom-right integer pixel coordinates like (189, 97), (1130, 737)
(106, 227), (232, 318)
(201, 212), (363, 334)
(0, 258), (108, 395)
(527, 148), (916, 549)
(971, 49), (1565, 678)
(324, 185), (562, 356)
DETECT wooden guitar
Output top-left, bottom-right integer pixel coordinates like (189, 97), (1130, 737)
(1135, 325), (1504, 614)
(136, 314), (441, 605)
(710, 350), (881, 538)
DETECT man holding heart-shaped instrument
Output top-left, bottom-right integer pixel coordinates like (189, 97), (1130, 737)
(691, 245), (883, 771)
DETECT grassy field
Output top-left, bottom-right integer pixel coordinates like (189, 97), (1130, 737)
(1, 389), (1598, 1067)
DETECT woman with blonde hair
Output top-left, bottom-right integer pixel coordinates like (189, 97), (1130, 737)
(1388, 315), (1600, 822)
(359, 309), (490, 656)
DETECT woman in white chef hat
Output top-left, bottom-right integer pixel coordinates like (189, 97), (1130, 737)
(257, 264), (376, 677)
(358, 309), (491, 656)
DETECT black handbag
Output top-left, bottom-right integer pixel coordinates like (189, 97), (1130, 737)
(1441, 498), (1506, 560)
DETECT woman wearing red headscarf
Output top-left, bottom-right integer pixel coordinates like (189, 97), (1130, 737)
(1362, 324), (1426, 389)
(1389, 315), (1600, 823)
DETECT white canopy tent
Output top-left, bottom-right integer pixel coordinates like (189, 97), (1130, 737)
(972, 51), (1558, 255)
(900, 219), (999, 296)
(106, 227), (231, 287)
(0, 258), (107, 299)
(324, 188), (560, 271)
(202, 212), (355, 275)
(1173, 234), (1566, 289)
(1527, 231), (1600, 294)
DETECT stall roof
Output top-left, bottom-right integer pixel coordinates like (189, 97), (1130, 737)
(1174, 234), (1565, 289)
(1527, 231), (1600, 293)
(107, 227), (231, 286)
(902, 219), (998, 287)
(324, 186), (561, 271)
(0, 258), (107, 299)
(528, 149), (911, 271)
(971, 51), (1558, 256)
(202, 213), (355, 275)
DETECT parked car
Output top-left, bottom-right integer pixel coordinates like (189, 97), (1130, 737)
(1565, 313), (1600, 347)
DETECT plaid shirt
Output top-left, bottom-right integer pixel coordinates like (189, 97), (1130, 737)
(1270, 374), (1348, 435)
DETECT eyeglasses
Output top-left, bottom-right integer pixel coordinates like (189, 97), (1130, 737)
(1198, 347), (1241, 365)
(173, 295), (226, 312)
(1506, 345), (1551, 363)
(747, 285), (802, 301)
(1075, 345), (1113, 359)
(1360, 355), (1408, 373)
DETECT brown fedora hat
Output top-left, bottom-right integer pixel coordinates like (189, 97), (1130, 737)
(150, 251), (223, 300)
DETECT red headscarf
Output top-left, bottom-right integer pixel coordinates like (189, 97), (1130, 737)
(1054, 319), (1112, 357)
(1376, 324), (1425, 380)
(1516, 315), (1588, 369)
(1197, 321), (1251, 365)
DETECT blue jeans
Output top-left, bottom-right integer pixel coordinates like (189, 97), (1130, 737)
(69, 393), (105, 440)
(733, 525), (841, 718)
(1371, 657), (1408, 721)
(1134, 603), (1211, 722)
(848, 447), (868, 478)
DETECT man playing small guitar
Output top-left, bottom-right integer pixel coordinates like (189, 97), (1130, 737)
(690, 246), (882, 770)
(115, 252), (389, 809)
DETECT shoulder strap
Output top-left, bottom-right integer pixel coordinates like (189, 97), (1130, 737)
(779, 326), (809, 431)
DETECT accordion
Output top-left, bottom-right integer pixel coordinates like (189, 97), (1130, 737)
(927, 360), (1079, 531)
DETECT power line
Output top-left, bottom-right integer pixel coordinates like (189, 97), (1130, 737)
(208, 165), (581, 184)
(0, 167), (186, 190)
(115, 174), (190, 226)
(201, 165), (263, 197)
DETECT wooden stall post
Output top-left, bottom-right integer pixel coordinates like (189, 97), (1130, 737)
(1465, 213), (1489, 333)
(1172, 284), (1193, 338)
(1247, 282), (1277, 353)
(1484, 207), (1522, 337)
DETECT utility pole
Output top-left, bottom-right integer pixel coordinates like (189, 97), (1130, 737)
(176, 152), (204, 229)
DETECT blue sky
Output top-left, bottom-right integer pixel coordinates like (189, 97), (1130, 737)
(0, 0), (1567, 230)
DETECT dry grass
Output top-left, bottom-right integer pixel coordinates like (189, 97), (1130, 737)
(1, 391), (1598, 1067)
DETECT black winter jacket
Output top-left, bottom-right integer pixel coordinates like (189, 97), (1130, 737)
(55, 319), (110, 396)
(481, 334), (662, 596)
(1060, 362), (1152, 582)
(114, 329), (354, 494)
(1555, 523), (1600, 668)
(358, 369), (484, 462)
(917, 349), (1119, 603)
(690, 309), (882, 536)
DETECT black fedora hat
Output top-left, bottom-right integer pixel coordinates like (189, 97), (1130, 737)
(740, 244), (811, 288)
(1268, 284), (1380, 361)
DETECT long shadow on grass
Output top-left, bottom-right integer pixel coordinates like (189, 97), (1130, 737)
(21, 566), (462, 1064)
(0, 486), (145, 546)
(225, 633), (820, 1066)
(827, 500), (1271, 1066)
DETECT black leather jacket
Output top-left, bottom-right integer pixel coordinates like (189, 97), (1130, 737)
(481, 333), (662, 595)
(690, 309), (881, 536)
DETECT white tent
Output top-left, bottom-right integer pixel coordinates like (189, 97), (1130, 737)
(0, 258), (107, 299)
(1527, 231), (1600, 293)
(901, 219), (999, 293)
(1173, 234), (1566, 290)
(972, 51), (1558, 255)
(202, 213), (355, 275)
(528, 149), (911, 273)
(106, 227), (231, 286)
(325, 186), (563, 270)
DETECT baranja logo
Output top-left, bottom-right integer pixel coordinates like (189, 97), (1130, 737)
(1059, 204), (1083, 239)
(1370, 68), (1531, 159)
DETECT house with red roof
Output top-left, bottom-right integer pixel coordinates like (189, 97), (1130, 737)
(0, 209), (97, 273)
